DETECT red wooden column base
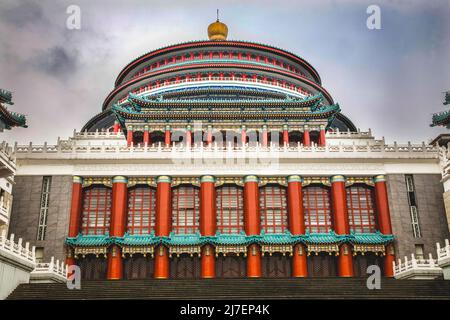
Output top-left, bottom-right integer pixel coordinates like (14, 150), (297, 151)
(201, 245), (216, 278)
(107, 245), (123, 280)
(247, 244), (261, 278)
(338, 244), (354, 277)
(384, 244), (395, 277)
(154, 245), (170, 279)
(292, 244), (308, 277)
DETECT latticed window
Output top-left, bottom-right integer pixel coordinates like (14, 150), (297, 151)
(216, 186), (244, 234)
(303, 186), (332, 233)
(127, 186), (156, 234)
(37, 176), (52, 240)
(172, 185), (199, 234)
(81, 186), (112, 235)
(260, 185), (288, 233)
(346, 185), (377, 233)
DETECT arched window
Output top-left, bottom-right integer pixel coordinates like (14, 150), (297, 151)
(216, 185), (244, 234)
(303, 186), (332, 233)
(346, 185), (377, 233)
(81, 186), (112, 235)
(127, 186), (156, 234)
(172, 185), (200, 234)
(260, 185), (288, 233)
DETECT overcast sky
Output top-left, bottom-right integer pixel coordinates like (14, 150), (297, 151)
(0, 0), (449, 145)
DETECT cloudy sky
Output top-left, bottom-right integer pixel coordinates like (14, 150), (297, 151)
(0, 0), (449, 145)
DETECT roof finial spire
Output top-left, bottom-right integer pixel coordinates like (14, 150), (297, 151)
(207, 10), (228, 41)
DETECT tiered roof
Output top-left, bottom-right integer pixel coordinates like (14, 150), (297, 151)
(112, 92), (340, 128)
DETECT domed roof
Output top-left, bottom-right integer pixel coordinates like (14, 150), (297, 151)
(207, 12), (228, 41)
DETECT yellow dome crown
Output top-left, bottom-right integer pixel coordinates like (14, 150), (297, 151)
(208, 10), (228, 41)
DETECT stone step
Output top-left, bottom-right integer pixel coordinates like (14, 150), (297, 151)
(8, 278), (450, 300)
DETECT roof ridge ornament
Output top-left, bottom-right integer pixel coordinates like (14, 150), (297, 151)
(208, 10), (228, 41)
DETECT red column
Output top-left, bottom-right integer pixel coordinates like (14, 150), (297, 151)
(319, 125), (326, 147)
(374, 175), (395, 277)
(283, 125), (289, 146)
(241, 125), (247, 146)
(200, 176), (216, 278)
(107, 176), (128, 280)
(384, 243), (395, 277)
(261, 125), (268, 147)
(206, 125), (213, 146)
(143, 126), (150, 146)
(303, 125), (311, 147)
(164, 125), (171, 146)
(113, 121), (120, 133)
(247, 244), (261, 277)
(331, 175), (353, 277)
(287, 175), (307, 277)
(186, 125), (192, 148)
(107, 245), (123, 280)
(65, 247), (76, 272)
(126, 126), (133, 147)
(244, 175), (261, 277)
(68, 176), (83, 238)
(154, 176), (172, 279)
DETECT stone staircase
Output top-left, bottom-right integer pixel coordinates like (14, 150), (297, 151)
(7, 278), (450, 300)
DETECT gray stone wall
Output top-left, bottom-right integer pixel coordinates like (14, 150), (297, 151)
(9, 176), (72, 261)
(387, 174), (450, 259)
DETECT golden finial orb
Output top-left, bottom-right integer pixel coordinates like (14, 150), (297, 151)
(208, 9), (228, 41)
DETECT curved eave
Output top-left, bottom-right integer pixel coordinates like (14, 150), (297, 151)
(112, 104), (340, 121)
(0, 104), (27, 128)
(128, 92), (323, 108)
(431, 110), (450, 127)
(114, 40), (322, 87)
(104, 62), (334, 111)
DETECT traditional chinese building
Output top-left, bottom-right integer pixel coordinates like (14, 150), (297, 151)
(0, 89), (27, 234)
(8, 19), (449, 282)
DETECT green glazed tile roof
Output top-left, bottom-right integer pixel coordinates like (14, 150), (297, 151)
(65, 233), (111, 247)
(350, 231), (394, 244)
(66, 230), (394, 247)
(114, 232), (159, 246)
